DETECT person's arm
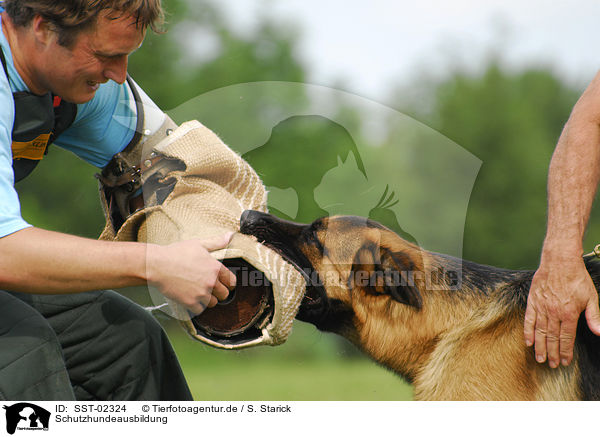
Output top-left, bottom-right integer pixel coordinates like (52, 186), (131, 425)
(524, 71), (600, 368)
(37, 79), (236, 313)
(0, 226), (236, 314)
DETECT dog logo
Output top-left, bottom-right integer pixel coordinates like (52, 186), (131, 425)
(3, 403), (50, 434)
(243, 115), (368, 221)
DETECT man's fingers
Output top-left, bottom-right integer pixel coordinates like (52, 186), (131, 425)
(187, 301), (208, 316)
(211, 281), (230, 302)
(558, 319), (577, 366)
(206, 295), (218, 309)
(546, 318), (560, 368)
(201, 232), (235, 252)
(218, 263), (237, 290)
(188, 283), (226, 315)
(534, 312), (548, 363)
(524, 303), (537, 347)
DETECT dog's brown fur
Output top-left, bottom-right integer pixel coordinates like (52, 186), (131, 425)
(240, 211), (600, 400)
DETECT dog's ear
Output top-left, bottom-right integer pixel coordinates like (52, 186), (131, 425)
(350, 243), (423, 310)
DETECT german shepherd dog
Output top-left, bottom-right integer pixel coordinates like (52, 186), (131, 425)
(240, 210), (600, 400)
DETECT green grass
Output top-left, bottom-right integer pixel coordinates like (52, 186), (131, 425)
(164, 321), (414, 401)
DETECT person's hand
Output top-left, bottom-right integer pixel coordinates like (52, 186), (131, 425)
(146, 232), (237, 314)
(524, 256), (600, 367)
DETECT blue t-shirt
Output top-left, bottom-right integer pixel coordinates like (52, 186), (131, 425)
(0, 14), (137, 237)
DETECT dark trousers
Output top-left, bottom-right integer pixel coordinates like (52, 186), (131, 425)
(0, 289), (192, 401)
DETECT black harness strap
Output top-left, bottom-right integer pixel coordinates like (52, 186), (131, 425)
(0, 44), (6, 77)
(0, 47), (77, 182)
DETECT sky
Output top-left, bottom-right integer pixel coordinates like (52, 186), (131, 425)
(216, 0), (600, 105)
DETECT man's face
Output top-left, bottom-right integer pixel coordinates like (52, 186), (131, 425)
(37, 11), (146, 103)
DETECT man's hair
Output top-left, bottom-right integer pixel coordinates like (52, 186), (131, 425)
(3, 0), (164, 46)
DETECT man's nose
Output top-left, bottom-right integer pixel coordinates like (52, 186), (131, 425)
(103, 56), (128, 84)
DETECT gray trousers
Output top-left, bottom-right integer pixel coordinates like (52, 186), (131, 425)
(0, 290), (193, 401)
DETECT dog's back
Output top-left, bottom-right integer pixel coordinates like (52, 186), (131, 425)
(496, 257), (600, 400)
(576, 258), (600, 400)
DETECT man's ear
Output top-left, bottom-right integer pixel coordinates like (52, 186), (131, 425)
(350, 242), (423, 310)
(31, 14), (55, 46)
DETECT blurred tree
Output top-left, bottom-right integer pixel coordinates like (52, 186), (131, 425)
(243, 115), (366, 222)
(15, 149), (104, 237)
(410, 62), (581, 269)
(128, 0), (305, 110)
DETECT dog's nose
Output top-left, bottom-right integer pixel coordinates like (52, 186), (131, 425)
(240, 210), (270, 230)
(240, 209), (279, 236)
(241, 210), (308, 241)
(240, 209), (253, 227)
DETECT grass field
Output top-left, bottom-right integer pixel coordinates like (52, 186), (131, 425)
(165, 321), (414, 401)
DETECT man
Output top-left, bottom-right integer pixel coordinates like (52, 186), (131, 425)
(0, 0), (236, 400)
(525, 73), (600, 368)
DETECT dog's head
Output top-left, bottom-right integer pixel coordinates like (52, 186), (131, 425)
(240, 210), (426, 337)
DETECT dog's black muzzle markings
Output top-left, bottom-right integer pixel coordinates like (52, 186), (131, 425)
(240, 210), (331, 326)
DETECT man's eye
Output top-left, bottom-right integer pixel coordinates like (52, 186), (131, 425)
(96, 53), (118, 61)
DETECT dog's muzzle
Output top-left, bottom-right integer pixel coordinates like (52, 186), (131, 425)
(240, 210), (331, 325)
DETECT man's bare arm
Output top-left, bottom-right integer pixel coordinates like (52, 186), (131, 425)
(524, 71), (600, 367)
(0, 227), (235, 314)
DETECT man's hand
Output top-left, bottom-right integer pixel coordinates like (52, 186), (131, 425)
(523, 71), (600, 368)
(524, 256), (600, 367)
(146, 232), (237, 315)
